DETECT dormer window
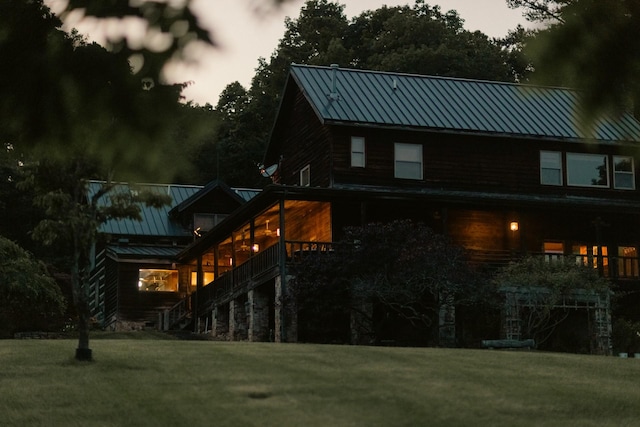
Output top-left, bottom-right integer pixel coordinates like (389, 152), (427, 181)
(300, 165), (311, 186)
(540, 151), (562, 186)
(567, 153), (608, 187)
(351, 136), (365, 168)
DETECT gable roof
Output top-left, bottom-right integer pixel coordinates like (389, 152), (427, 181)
(88, 181), (260, 238)
(288, 64), (640, 143)
(88, 181), (202, 237)
(168, 180), (260, 218)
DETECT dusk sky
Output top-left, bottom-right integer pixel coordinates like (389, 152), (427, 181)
(47, 0), (532, 105)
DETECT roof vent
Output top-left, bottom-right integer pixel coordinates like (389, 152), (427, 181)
(328, 64), (340, 101)
(392, 78), (397, 90)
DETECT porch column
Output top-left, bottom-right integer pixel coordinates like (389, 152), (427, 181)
(350, 302), (373, 345)
(438, 292), (456, 347)
(229, 297), (248, 341)
(212, 303), (229, 340)
(248, 288), (270, 342)
(274, 275), (297, 343)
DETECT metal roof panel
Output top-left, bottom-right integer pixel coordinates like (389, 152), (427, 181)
(290, 64), (640, 143)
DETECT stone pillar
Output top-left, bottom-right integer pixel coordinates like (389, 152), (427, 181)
(438, 293), (456, 347)
(274, 275), (296, 343)
(212, 303), (230, 340)
(350, 302), (373, 345)
(248, 288), (270, 342)
(229, 297), (248, 341)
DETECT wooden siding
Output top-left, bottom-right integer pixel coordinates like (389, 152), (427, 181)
(329, 126), (640, 200)
(268, 86), (333, 187)
(116, 263), (182, 326)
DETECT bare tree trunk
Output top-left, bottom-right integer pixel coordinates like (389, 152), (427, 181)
(72, 232), (92, 361)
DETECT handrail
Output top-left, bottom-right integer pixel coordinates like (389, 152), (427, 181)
(161, 297), (188, 331)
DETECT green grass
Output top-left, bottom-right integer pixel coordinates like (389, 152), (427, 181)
(1, 337), (640, 427)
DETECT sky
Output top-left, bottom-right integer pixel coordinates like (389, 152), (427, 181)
(48, 0), (530, 106)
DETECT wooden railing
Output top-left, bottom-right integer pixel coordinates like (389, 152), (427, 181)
(164, 243), (637, 330)
(160, 298), (188, 331)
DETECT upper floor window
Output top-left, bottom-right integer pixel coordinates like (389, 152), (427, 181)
(351, 136), (365, 168)
(394, 143), (423, 180)
(300, 164), (310, 186)
(540, 151), (562, 185)
(566, 153), (608, 187)
(613, 156), (635, 189)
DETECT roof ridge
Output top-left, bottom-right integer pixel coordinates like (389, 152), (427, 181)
(289, 63), (576, 92)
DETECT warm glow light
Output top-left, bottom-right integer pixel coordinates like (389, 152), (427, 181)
(252, 244), (260, 252)
(276, 228), (281, 237)
(510, 221), (519, 232)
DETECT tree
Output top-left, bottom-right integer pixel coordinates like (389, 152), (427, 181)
(289, 220), (485, 346)
(0, 0), (212, 360)
(219, 0), (519, 185)
(493, 256), (610, 348)
(507, 0), (640, 120)
(0, 236), (66, 338)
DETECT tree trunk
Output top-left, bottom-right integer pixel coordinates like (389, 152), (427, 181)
(72, 236), (92, 361)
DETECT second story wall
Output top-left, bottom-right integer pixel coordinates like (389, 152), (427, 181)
(329, 125), (640, 201)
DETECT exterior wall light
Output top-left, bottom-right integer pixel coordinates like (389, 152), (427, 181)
(510, 221), (519, 232)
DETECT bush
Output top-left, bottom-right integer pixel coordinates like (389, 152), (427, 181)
(0, 236), (66, 337)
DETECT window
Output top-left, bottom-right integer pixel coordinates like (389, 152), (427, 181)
(138, 269), (178, 292)
(613, 156), (635, 189)
(566, 153), (609, 187)
(351, 136), (365, 168)
(540, 151), (562, 185)
(618, 246), (639, 278)
(394, 143), (423, 180)
(190, 272), (215, 287)
(543, 242), (564, 262)
(300, 165), (310, 186)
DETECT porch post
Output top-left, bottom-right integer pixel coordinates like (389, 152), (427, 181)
(278, 196), (288, 342)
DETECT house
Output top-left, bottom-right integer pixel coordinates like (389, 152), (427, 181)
(134, 65), (640, 352)
(87, 180), (259, 330)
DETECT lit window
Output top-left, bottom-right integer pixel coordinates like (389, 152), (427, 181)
(540, 151), (562, 185)
(138, 269), (178, 292)
(351, 136), (365, 168)
(300, 165), (310, 186)
(190, 272), (215, 287)
(543, 242), (564, 262)
(566, 153), (608, 187)
(618, 247), (639, 277)
(613, 156), (635, 189)
(394, 143), (423, 180)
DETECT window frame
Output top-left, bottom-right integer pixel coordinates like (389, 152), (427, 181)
(394, 142), (423, 180)
(566, 153), (609, 188)
(540, 151), (563, 186)
(350, 136), (366, 168)
(613, 155), (635, 190)
(300, 164), (311, 187)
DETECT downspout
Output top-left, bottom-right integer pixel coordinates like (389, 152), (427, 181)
(279, 195), (287, 342)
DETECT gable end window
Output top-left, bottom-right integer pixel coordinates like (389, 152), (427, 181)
(394, 143), (423, 180)
(613, 156), (635, 189)
(540, 151), (562, 185)
(566, 153), (609, 188)
(300, 164), (310, 187)
(351, 136), (365, 168)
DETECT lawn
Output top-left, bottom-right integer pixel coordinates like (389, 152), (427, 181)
(1, 336), (639, 427)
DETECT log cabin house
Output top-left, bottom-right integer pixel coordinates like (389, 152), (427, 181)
(87, 180), (259, 330)
(171, 65), (640, 350)
(94, 64), (640, 351)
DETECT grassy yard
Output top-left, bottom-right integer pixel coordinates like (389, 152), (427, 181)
(1, 336), (639, 427)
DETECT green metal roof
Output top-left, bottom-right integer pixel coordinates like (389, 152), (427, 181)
(107, 245), (183, 259)
(88, 181), (259, 238)
(88, 181), (201, 237)
(289, 64), (640, 143)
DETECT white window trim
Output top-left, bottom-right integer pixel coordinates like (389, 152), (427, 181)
(394, 143), (423, 180)
(300, 164), (311, 187)
(613, 155), (635, 190)
(566, 153), (609, 188)
(351, 136), (365, 168)
(540, 151), (563, 186)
